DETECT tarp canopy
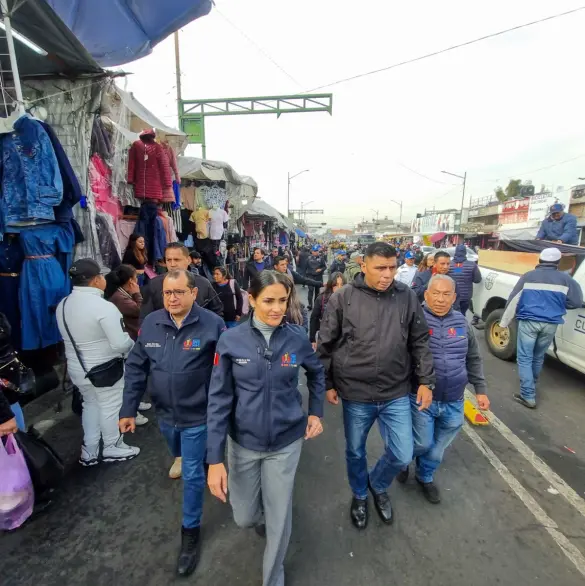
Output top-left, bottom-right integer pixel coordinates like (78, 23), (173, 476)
(500, 240), (585, 255)
(178, 157), (258, 195)
(2, 0), (103, 78)
(295, 228), (307, 238)
(45, 0), (213, 67)
(240, 199), (292, 230)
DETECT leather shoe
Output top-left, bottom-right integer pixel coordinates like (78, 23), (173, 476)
(254, 524), (266, 538)
(396, 466), (409, 484)
(368, 481), (393, 524)
(416, 478), (441, 504)
(177, 526), (200, 577)
(350, 497), (368, 530)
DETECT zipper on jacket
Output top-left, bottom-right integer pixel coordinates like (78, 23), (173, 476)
(165, 329), (178, 427)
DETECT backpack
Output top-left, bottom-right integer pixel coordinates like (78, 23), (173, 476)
(229, 280), (249, 316)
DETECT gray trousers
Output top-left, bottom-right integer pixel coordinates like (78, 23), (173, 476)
(228, 437), (303, 586)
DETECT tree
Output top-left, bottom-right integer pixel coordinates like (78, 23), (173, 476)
(494, 179), (522, 202)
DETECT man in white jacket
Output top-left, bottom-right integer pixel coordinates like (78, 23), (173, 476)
(56, 259), (139, 466)
(395, 251), (418, 286)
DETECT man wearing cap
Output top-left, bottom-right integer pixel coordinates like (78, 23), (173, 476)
(56, 259), (139, 466)
(448, 244), (482, 316)
(395, 251), (418, 286)
(329, 252), (347, 276)
(500, 248), (583, 408)
(344, 251), (364, 282)
(536, 203), (578, 245)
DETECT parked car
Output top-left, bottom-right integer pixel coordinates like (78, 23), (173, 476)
(439, 246), (479, 263)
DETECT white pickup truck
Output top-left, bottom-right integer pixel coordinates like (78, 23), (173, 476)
(472, 252), (585, 375)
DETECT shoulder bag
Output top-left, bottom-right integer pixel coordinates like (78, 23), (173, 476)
(61, 297), (124, 388)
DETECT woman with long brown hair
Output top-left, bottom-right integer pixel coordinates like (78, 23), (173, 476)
(123, 234), (147, 286)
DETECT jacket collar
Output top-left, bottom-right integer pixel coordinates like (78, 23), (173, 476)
(352, 272), (397, 295)
(155, 304), (201, 329)
(73, 286), (104, 298)
(536, 262), (559, 271)
(423, 304), (454, 320)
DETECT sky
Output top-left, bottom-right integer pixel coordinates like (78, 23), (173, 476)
(121, 0), (585, 229)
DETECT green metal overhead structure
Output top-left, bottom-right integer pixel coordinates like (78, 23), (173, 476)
(178, 94), (333, 158)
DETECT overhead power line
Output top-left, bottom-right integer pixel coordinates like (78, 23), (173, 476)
(304, 6), (585, 93)
(214, 7), (304, 89)
(397, 162), (457, 185)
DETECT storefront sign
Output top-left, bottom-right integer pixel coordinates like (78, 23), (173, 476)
(502, 198), (529, 213)
(411, 212), (459, 234)
(570, 184), (585, 202)
(528, 191), (571, 223)
(468, 204), (500, 218)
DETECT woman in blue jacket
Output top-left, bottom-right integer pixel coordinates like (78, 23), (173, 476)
(207, 270), (325, 586)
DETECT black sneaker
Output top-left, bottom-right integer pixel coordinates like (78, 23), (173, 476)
(416, 478), (441, 504)
(368, 481), (393, 524)
(177, 526), (200, 577)
(396, 467), (409, 484)
(513, 394), (536, 409)
(350, 497), (368, 530)
(254, 524), (266, 538)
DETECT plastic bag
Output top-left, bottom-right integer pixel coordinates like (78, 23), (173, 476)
(0, 434), (34, 530)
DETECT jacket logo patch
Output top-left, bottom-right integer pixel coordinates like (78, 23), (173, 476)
(213, 352), (219, 366)
(429, 329), (433, 336)
(183, 338), (201, 351)
(145, 342), (161, 348)
(281, 353), (297, 367)
(234, 358), (251, 365)
(447, 327), (466, 338)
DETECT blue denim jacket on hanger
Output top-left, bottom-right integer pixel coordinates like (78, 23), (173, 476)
(0, 116), (63, 231)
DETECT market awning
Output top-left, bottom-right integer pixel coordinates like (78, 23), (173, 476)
(45, 0), (213, 66)
(295, 228), (307, 238)
(430, 232), (447, 243)
(2, 0), (104, 78)
(240, 199), (291, 230)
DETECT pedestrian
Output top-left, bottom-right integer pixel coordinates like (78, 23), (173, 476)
(305, 245), (327, 310)
(122, 234), (147, 286)
(206, 270), (325, 586)
(272, 255), (323, 288)
(536, 203), (578, 245)
(448, 243), (482, 315)
(396, 274), (490, 503)
(140, 243), (223, 320)
(105, 264), (143, 342)
(268, 246), (279, 268)
(226, 245), (238, 277)
(296, 246), (310, 282)
(395, 251), (417, 286)
(212, 266), (243, 328)
(243, 247), (269, 289)
(119, 269), (226, 577)
(412, 250), (449, 302)
(344, 251), (364, 282)
(188, 250), (203, 276)
(329, 252), (346, 275)
(500, 248), (583, 408)
(317, 242), (434, 530)
(56, 259), (139, 466)
(310, 271), (346, 349)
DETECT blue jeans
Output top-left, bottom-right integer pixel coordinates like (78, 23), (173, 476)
(342, 395), (413, 499)
(517, 320), (558, 402)
(411, 395), (464, 483)
(158, 421), (207, 529)
(10, 403), (25, 431)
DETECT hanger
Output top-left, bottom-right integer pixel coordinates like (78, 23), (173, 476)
(0, 103), (26, 134)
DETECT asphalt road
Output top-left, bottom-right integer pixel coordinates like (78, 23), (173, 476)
(2, 285), (585, 586)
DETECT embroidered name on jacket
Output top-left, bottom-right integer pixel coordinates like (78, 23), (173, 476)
(183, 338), (201, 351)
(145, 342), (162, 348)
(234, 358), (251, 365)
(281, 353), (297, 367)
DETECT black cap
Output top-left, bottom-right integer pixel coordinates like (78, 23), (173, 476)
(69, 258), (104, 280)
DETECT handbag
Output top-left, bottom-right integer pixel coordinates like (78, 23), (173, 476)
(61, 297), (124, 388)
(14, 427), (64, 494)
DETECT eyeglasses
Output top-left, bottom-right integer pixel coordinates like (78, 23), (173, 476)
(162, 289), (193, 298)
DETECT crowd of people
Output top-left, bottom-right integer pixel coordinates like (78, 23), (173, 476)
(1, 233), (582, 586)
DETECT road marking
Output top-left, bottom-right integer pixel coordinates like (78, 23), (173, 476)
(463, 423), (585, 579)
(465, 388), (585, 519)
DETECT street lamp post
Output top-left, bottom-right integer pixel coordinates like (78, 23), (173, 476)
(441, 169), (467, 222)
(389, 199), (403, 226)
(287, 169), (310, 217)
(300, 200), (314, 224)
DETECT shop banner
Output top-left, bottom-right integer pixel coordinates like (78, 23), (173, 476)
(411, 212), (458, 234)
(528, 191), (571, 223)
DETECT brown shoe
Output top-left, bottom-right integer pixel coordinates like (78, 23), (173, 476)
(169, 457), (182, 479)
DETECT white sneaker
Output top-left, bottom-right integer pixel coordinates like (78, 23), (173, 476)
(138, 402), (152, 411)
(102, 436), (140, 463)
(169, 456), (182, 479)
(79, 445), (99, 467)
(135, 412), (149, 426)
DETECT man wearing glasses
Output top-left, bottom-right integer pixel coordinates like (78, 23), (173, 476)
(120, 269), (226, 578)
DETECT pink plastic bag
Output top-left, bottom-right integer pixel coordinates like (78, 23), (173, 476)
(0, 434), (34, 530)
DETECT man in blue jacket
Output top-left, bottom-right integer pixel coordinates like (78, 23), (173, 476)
(536, 203), (578, 245)
(500, 248), (583, 408)
(119, 269), (226, 578)
(448, 244), (482, 315)
(398, 274), (490, 503)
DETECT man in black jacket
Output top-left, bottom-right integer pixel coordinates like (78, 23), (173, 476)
(305, 247), (327, 310)
(318, 241), (435, 530)
(243, 247), (269, 289)
(272, 256), (323, 288)
(140, 243), (223, 321)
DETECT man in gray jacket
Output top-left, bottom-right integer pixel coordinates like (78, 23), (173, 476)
(318, 242), (435, 530)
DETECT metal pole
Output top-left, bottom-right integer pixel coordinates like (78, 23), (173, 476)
(1, 0), (24, 105)
(174, 31), (182, 119)
(399, 201), (402, 226)
(460, 171), (467, 223)
(287, 172), (290, 218)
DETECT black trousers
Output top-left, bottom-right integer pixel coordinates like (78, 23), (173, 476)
(307, 283), (321, 308)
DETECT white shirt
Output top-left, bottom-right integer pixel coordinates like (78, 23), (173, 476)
(395, 264), (417, 287)
(56, 287), (134, 385)
(209, 207), (229, 240)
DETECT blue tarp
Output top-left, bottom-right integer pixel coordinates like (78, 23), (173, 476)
(44, 0), (213, 67)
(295, 228), (307, 238)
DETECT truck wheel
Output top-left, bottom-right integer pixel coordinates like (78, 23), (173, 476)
(484, 308), (517, 361)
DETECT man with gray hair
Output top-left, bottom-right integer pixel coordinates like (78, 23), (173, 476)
(397, 274), (490, 504)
